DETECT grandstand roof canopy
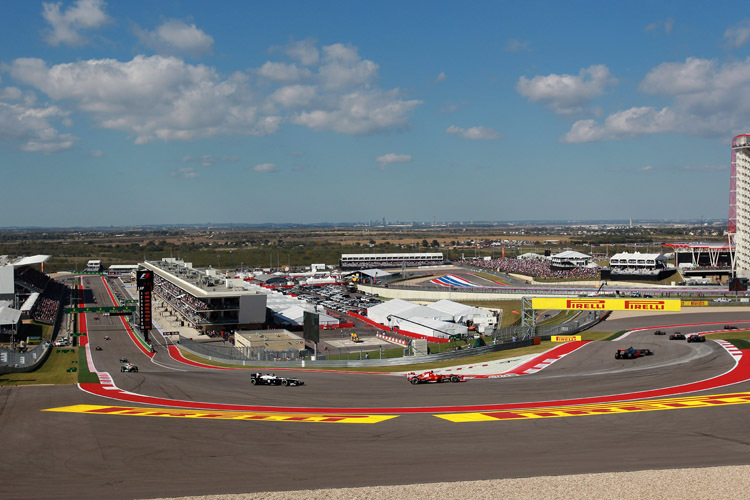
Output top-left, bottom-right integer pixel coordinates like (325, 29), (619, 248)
(11, 255), (50, 267)
(0, 305), (21, 326)
(552, 250), (590, 259)
(610, 252), (664, 261)
(359, 269), (392, 278)
(662, 243), (733, 250)
(0, 266), (13, 296)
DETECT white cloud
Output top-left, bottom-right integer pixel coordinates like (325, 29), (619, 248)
(564, 57), (750, 142)
(376, 153), (412, 166)
(292, 89), (421, 135)
(446, 125), (501, 140)
(7, 40), (421, 144)
(252, 163), (276, 173)
(270, 85), (316, 109)
(318, 43), (378, 90)
(42, 0), (110, 46)
(9, 55), (281, 144)
(182, 155), (238, 167)
(516, 65), (617, 115)
(284, 39), (320, 66)
(505, 39), (530, 52)
(725, 20), (750, 48)
(0, 87), (77, 153)
(257, 62), (311, 83)
(645, 17), (674, 34)
(90, 149), (103, 157)
(435, 72), (447, 83)
(170, 167), (198, 178)
(562, 107), (676, 143)
(638, 57), (716, 95)
(639, 164), (726, 173)
(136, 19), (214, 57)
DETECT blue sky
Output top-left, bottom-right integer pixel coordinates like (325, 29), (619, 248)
(0, 0), (747, 226)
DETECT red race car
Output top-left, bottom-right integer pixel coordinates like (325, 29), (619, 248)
(406, 371), (464, 384)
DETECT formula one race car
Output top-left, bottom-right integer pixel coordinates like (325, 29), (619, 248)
(687, 334), (706, 343)
(95, 345), (102, 351)
(614, 347), (653, 359)
(669, 332), (686, 340)
(406, 371), (464, 384)
(653, 330), (666, 335)
(119, 357), (128, 363)
(120, 363), (138, 372)
(724, 325), (738, 330)
(250, 373), (304, 386)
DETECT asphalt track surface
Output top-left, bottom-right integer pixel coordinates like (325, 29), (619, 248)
(3, 278), (750, 500)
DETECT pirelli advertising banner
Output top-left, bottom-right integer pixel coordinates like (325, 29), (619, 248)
(682, 300), (708, 307)
(532, 298), (681, 312)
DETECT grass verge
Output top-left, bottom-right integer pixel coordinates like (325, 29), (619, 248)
(0, 348), (79, 386)
(77, 346), (99, 384)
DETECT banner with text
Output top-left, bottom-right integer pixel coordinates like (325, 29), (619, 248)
(532, 298), (681, 312)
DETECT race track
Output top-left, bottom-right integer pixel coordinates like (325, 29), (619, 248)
(3, 276), (750, 500)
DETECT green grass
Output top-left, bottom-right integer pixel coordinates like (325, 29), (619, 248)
(0, 348), (79, 386)
(711, 331), (750, 340)
(726, 339), (750, 349)
(77, 344), (99, 384)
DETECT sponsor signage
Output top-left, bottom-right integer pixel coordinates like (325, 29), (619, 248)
(681, 300), (708, 307)
(136, 270), (154, 291)
(64, 306), (136, 314)
(532, 298), (681, 312)
(551, 335), (581, 342)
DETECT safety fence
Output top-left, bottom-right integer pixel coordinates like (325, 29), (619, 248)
(175, 311), (606, 368)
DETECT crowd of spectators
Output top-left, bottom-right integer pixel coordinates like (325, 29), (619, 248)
(32, 296), (60, 324)
(341, 258), (442, 270)
(154, 276), (205, 325)
(462, 257), (600, 280)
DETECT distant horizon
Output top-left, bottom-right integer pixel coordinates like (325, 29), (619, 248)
(0, 2), (739, 226)
(0, 217), (729, 231)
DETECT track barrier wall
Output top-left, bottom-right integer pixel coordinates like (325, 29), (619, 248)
(175, 311), (606, 368)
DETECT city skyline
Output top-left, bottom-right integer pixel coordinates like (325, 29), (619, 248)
(0, 1), (747, 227)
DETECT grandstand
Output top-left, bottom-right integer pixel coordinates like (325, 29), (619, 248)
(340, 252), (444, 270)
(662, 243), (733, 278)
(601, 251), (674, 282)
(142, 258), (267, 332)
(550, 250), (591, 270)
(0, 255), (66, 336)
(85, 260), (103, 272)
(107, 264), (138, 277)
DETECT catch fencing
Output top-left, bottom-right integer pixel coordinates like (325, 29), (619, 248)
(176, 310), (606, 369)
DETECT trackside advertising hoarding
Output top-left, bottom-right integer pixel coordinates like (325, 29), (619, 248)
(531, 298), (681, 312)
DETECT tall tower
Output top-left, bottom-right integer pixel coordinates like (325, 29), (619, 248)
(732, 134), (750, 277)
